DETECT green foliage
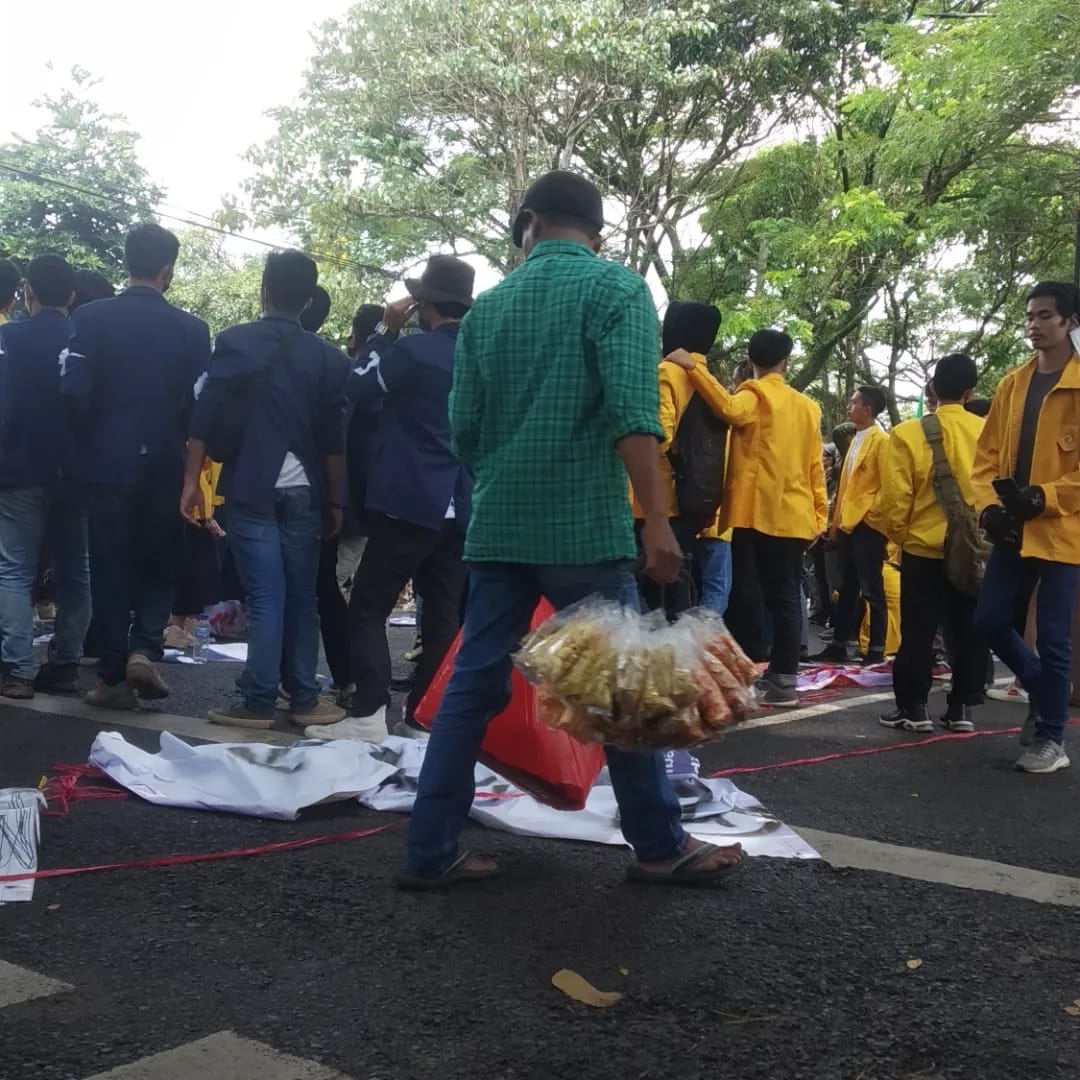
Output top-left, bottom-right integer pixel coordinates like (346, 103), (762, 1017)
(0, 68), (162, 274)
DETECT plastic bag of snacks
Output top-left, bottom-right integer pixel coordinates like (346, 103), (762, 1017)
(514, 600), (757, 749)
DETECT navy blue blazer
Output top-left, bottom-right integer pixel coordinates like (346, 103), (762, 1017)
(349, 322), (473, 532)
(189, 314), (348, 515)
(62, 286), (211, 488)
(0, 310), (77, 488)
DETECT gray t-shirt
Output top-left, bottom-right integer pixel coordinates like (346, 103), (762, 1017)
(1013, 369), (1063, 487)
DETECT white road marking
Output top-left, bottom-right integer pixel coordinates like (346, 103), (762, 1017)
(797, 827), (1080, 908)
(83, 1032), (354, 1079)
(738, 691), (898, 731)
(0, 959), (72, 1008)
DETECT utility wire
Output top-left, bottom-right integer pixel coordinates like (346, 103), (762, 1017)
(0, 157), (397, 281)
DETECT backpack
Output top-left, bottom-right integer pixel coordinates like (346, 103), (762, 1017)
(667, 392), (729, 533)
(920, 414), (990, 597)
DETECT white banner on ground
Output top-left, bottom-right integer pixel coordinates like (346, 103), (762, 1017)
(88, 733), (817, 860)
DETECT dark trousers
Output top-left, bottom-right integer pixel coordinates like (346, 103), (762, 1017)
(636, 516), (700, 621)
(726, 528), (806, 677)
(281, 535), (352, 691)
(172, 521), (221, 617)
(87, 470), (181, 685)
(348, 514), (467, 721)
(832, 523), (887, 652)
(975, 546), (1079, 744)
(893, 553), (987, 712)
(809, 541), (831, 622)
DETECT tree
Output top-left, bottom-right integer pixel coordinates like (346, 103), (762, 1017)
(246, 0), (845, 284)
(676, 0), (1080, 413)
(169, 229), (376, 343)
(0, 68), (162, 274)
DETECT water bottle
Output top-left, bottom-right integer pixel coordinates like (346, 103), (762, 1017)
(191, 615), (211, 663)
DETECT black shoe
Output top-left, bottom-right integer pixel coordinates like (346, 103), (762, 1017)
(759, 681), (798, 709)
(34, 662), (79, 694)
(808, 644), (848, 663)
(0, 674), (35, 700)
(879, 705), (932, 732)
(939, 706), (975, 733)
(861, 650), (886, 667)
(390, 675), (415, 691)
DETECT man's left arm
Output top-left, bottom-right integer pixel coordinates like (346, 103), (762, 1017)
(810, 407), (829, 535)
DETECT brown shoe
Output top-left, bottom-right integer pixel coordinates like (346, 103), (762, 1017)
(287, 699), (346, 728)
(207, 705), (275, 729)
(0, 674), (35, 700)
(85, 679), (137, 710)
(125, 653), (170, 700)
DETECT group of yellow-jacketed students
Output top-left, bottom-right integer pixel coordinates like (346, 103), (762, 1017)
(636, 280), (1080, 775)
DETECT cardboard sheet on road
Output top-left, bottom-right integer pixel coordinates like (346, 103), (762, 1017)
(89, 732), (817, 860)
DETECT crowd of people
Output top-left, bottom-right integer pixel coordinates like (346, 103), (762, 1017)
(1, 166), (1079, 887)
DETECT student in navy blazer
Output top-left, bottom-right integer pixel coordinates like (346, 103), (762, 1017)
(305, 255), (475, 744)
(0, 255), (91, 699)
(184, 251), (348, 730)
(62, 224), (211, 709)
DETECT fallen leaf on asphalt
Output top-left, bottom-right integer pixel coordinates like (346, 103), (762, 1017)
(1063, 998), (1080, 1017)
(619, 968), (629, 977)
(906, 959), (923, 970)
(46, 904), (60, 912)
(551, 969), (623, 1007)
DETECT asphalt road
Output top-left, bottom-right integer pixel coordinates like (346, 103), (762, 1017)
(3, 637), (1080, 1079)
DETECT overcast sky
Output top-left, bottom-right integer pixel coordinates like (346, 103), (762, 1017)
(4, 0), (352, 228)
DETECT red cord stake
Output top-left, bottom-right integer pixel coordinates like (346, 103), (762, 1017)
(0, 821), (403, 884)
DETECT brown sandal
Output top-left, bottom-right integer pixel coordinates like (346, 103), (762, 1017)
(626, 842), (741, 886)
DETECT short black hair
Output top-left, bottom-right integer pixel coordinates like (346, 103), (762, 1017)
(71, 269), (115, 312)
(350, 303), (383, 347)
(748, 328), (793, 369)
(432, 300), (469, 320)
(26, 254), (75, 309)
(856, 384), (887, 417)
(300, 285), (331, 333)
(0, 259), (21, 307)
(262, 250), (319, 315)
(1026, 281), (1080, 321)
(125, 223), (180, 280)
(932, 353), (978, 402)
(965, 397), (991, 418)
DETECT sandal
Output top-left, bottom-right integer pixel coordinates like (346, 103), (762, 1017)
(625, 841), (741, 886)
(396, 850), (500, 891)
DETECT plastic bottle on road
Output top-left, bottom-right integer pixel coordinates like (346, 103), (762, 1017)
(191, 615), (211, 663)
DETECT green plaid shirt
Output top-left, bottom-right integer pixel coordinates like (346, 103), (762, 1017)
(450, 240), (663, 565)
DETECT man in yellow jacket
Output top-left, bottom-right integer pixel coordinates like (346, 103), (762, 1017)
(973, 281), (1080, 774)
(813, 385), (889, 665)
(876, 353), (987, 734)
(668, 329), (827, 707)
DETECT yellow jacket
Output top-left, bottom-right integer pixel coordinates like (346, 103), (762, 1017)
(973, 354), (1080, 564)
(684, 367), (827, 540)
(832, 425), (887, 537)
(877, 404), (984, 559)
(631, 352), (725, 520)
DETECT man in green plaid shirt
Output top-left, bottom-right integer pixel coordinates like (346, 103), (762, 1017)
(400, 171), (744, 890)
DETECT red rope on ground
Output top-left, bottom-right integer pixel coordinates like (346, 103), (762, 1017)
(0, 821), (402, 883)
(710, 718), (1080, 778)
(39, 763), (129, 818)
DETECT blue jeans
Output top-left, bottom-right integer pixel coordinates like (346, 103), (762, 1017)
(974, 545), (1079, 744)
(404, 561), (687, 877)
(228, 490), (322, 714)
(695, 538), (732, 616)
(0, 486), (91, 678)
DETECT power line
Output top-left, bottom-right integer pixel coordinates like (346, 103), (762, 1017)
(0, 157), (397, 281)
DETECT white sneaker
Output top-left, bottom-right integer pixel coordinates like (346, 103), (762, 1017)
(305, 708), (389, 745)
(987, 680), (1029, 705)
